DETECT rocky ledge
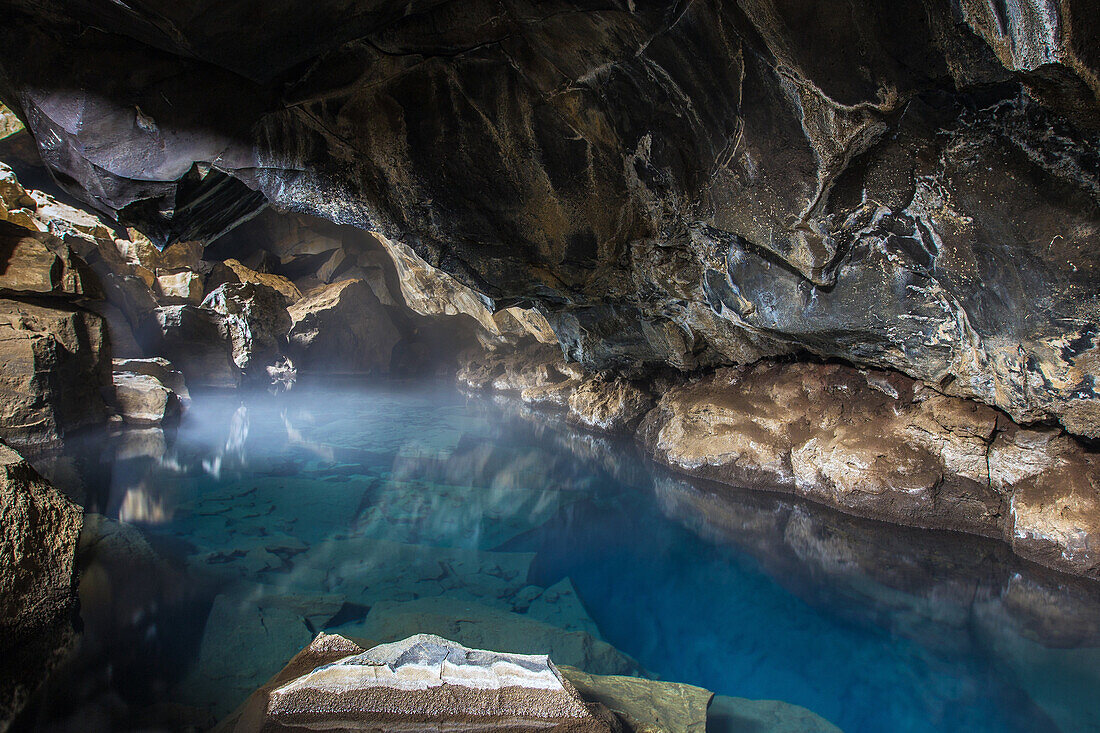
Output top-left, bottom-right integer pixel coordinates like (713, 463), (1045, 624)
(461, 348), (1100, 580)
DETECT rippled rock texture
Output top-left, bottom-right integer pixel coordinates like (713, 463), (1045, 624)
(2, 0), (1099, 436)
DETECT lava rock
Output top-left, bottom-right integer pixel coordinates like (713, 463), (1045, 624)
(111, 372), (180, 425)
(567, 375), (653, 434)
(0, 443), (81, 730)
(287, 279), (399, 374)
(140, 305), (239, 389)
(112, 357), (190, 408)
(639, 360), (1100, 578)
(202, 282), (292, 375)
(206, 258), (302, 305)
(4, 0), (1099, 435)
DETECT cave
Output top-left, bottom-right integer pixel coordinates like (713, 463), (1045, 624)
(2, 1), (1100, 731)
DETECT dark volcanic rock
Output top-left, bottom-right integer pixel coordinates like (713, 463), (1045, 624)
(139, 305), (239, 389)
(1, 1), (1099, 436)
(287, 279), (399, 374)
(0, 443), (81, 729)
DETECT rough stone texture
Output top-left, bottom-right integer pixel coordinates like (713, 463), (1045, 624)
(111, 371), (179, 425)
(558, 666), (711, 733)
(112, 357), (190, 408)
(567, 376), (653, 434)
(287, 279), (400, 374)
(212, 258), (302, 305)
(202, 282), (291, 375)
(139, 305), (239, 389)
(3, 0), (1100, 436)
(153, 270), (203, 304)
(0, 103), (21, 140)
(639, 360), (1100, 578)
(0, 443), (81, 730)
(376, 232), (555, 347)
(219, 634), (621, 733)
(0, 220), (93, 298)
(0, 300), (110, 445)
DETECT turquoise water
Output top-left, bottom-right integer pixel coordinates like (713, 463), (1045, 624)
(26, 381), (1100, 732)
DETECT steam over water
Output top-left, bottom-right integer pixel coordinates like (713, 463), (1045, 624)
(26, 380), (1100, 732)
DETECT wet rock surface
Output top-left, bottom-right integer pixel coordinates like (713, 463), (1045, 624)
(639, 360), (1100, 578)
(0, 443), (81, 730)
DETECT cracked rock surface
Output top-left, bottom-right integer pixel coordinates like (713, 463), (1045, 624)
(1, 0), (1099, 436)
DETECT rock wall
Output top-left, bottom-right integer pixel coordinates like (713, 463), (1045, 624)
(458, 347), (1100, 580)
(1, 0), (1099, 437)
(0, 443), (81, 729)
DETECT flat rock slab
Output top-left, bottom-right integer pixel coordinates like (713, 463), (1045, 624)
(220, 633), (618, 732)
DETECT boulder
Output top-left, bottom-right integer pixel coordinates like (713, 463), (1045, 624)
(0, 300), (110, 445)
(0, 220), (95, 298)
(111, 372), (180, 425)
(112, 357), (190, 408)
(0, 443), (81, 730)
(287, 279), (399, 374)
(0, 163), (37, 230)
(202, 282), (291, 374)
(140, 305), (239, 389)
(218, 634), (619, 733)
(331, 596), (641, 677)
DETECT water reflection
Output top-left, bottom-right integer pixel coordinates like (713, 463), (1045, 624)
(22, 381), (1100, 733)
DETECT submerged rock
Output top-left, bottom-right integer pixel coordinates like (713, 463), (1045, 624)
(0, 443), (81, 730)
(330, 596), (641, 677)
(558, 666), (712, 733)
(287, 279), (399, 374)
(707, 695), (842, 733)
